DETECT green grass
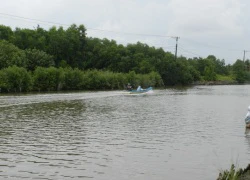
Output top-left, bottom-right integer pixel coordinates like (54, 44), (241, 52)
(217, 164), (242, 180)
(217, 164), (250, 180)
(216, 74), (235, 81)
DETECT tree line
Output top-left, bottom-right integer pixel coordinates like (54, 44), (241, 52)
(0, 24), (250, 92)
(0, 66), (162, 92)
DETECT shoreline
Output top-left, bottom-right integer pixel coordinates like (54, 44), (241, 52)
(217, 164), (250, 180)
(192, 80), (238, 86)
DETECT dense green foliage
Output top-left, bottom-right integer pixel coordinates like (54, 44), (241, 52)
(0, 66), (163, 92)
(0, 23), (249, 92)
(0, 40), (26, 69)
(25, 48), (55, 71)
(217, 164), (250, 180)
(0, 66), (32, 92)
(233, 60), (248, 84)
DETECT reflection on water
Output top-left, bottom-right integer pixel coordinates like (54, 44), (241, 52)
(245, 128), (250, 154)
(0, 87), (250, 180)
(245, 128), (250, 136)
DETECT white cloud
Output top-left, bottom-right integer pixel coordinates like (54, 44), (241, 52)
(0, 0), (249, 63)
(167, 0), (244, 38)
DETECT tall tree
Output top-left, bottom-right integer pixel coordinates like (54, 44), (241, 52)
(0, 25), (13, 41)
(65, 24), (86, 68)
(0, 66), (32, 92)
(233, 59), (247, 83)
(25, 48), (55, 71)
(0, 40), (26, 69)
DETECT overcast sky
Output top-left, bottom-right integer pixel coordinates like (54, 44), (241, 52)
(0, 0), (249, 64)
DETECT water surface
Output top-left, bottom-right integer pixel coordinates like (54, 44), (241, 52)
(0, 86), (250, 180)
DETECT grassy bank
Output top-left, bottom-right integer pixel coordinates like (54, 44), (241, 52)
(192, 74), (237, 85)
(217, 164), (250, 180)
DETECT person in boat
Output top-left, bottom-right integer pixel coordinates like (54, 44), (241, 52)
(126, 83), (132, 91)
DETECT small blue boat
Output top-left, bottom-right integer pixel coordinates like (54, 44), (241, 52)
(128, 86), (153, 95)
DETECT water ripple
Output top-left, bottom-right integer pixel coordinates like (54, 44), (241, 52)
(0, 87), (250, 179)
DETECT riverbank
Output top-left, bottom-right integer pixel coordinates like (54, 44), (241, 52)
(217, 164), (250, 180)
(192, 80), (238, 85)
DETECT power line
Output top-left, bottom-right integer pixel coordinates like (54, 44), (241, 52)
(1, 12), (249, 62)
(0, 12), (70, 27)
(179, 42), (249, 62)
(181, 37), (244, 52)
(178, 46), (202, 57)
(87, 28), (173, 38)
(0, 12), (175, 38)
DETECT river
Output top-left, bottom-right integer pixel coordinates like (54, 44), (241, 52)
(0, 85), (250, 180)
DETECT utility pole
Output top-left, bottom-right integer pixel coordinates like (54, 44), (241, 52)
(243, 50), (250, 71)
(172, 36), (180, 61)
(243, 50), (246, 62)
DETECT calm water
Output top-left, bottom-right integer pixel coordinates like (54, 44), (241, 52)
(0, 85), (250, 180)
